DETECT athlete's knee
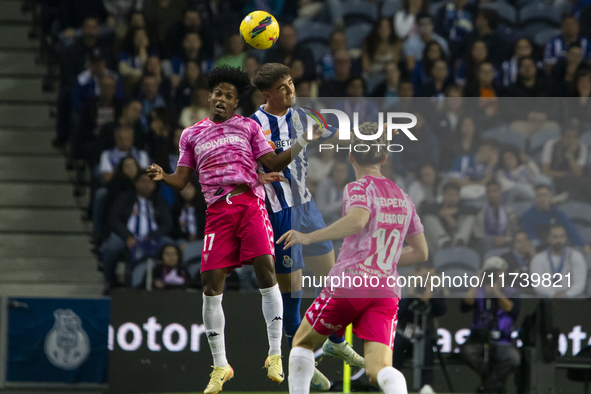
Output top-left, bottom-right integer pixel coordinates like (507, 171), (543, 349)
(276, 273), (292, 292)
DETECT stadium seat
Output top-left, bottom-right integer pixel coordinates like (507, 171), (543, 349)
(346, 22), (373, 49)
(433, 247), (481, 272)
(481, 2), (517, 26)
(483, 127), (526, 151)
(342, 0), (379, 26)
(522, 21), (560, 40)
(529, 127), (560, 156)
(516, 0), (545, 10)
(296, 21), (333, 46)
(560, 201), (591, 228)
(131, 262), (147, 289)
(484, 247), (511, 261)
(533, 28), (561, 47)
(381, 0), (402, 17)
(519, 3), (561, 27)
(511, 201), (532, 217)
(430, 1), (446, 18)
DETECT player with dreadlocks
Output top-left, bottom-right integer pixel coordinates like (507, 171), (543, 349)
(147, 66), (323, 394)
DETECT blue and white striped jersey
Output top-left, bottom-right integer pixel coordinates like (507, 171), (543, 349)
(251, 105), (337, 213)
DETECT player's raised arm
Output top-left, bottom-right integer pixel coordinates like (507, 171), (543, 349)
(257, 124), (324, 172)
(147, 164), (193, 191)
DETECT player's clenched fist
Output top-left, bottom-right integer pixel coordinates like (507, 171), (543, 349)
(147, 164), (163, 181)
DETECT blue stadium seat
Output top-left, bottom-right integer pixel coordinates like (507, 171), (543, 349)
(533, 28), (561, 47)
(346, 22), (373, 49)
(519, 3), (561, 27)
(433, 247), (481, 272)
(483, 127), (526, 151)
(529, 127), (560, 156)
(560, 201), (591, 228)
(296, 22), (333, 46)
(484, 247), (511, 261)
(481, 2), (517, 26)
(342, 0), (379, 26)
(522, 21), (559, 40)
(511, 201), (532, 217)
(381, 0), (402, 17)
(131, 262), (147, 289)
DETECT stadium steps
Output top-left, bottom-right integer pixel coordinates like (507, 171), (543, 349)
(0, 3), (102, 297)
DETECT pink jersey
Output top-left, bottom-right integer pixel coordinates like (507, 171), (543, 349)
(329, 175), (424, 297)
(177, 115), (274, 206)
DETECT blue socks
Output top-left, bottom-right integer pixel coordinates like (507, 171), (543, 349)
(282, 289), (302, 348)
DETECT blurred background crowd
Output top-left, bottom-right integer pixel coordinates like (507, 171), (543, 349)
(31, 0), (591, 294)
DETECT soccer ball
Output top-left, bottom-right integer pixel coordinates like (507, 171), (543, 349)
(239, 11), (280, 50)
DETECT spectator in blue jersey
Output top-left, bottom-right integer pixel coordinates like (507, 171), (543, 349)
(171, 179), (206, 265)
(449, 138), (499, 187)
(521, 184), (591, 254)
(71, 48), (123, 113)
(169, 32), (207, 89)
(321, 29), (348, 80)
(474, 181), (519, 255)
(250, 63), (364, 383)
(434, 0), (474, 55)
(101, 172), (173, 294)
(99, 125), (150, 183)
(403, 13), (450, 71)
(136, 73), (168, 127)
(544, 16), (591, 72)
(460, 256), (521, 394)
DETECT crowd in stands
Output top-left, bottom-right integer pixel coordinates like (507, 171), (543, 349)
(35, 0), (591, 294)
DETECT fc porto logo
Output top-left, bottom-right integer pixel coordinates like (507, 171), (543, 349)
(44, 309), (90, 370)
(283, 255), (293, 268)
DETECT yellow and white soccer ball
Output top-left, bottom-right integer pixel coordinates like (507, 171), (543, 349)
(239, 10), (280, 50)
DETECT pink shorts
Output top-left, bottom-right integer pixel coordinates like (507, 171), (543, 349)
(201, 189), (275, 272)
(305, 288), (399, 349)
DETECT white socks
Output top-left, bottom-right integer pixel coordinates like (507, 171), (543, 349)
(289, 346), (315, 394)
(203, 294), (228, 367)
(377, 366), (408, 394)
(260, 283), (283, 356)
